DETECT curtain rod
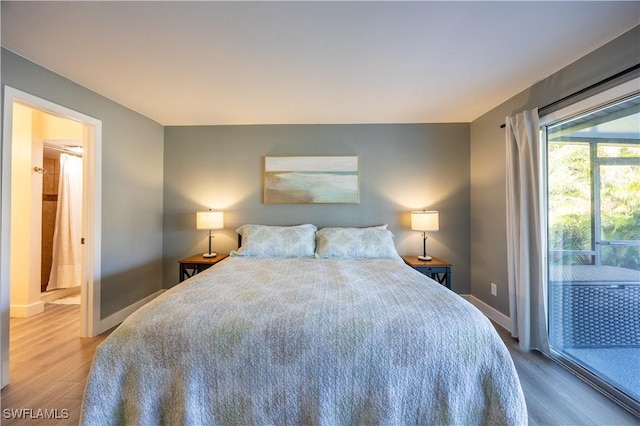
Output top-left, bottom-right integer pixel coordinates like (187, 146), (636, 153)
(499, 63), (640, 129)
(43, 143), (83, 158)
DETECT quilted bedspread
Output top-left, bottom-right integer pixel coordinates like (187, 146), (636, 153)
(81, 257), (527, 425)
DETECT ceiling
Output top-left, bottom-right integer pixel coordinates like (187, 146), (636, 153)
(2, 1), (639, 126)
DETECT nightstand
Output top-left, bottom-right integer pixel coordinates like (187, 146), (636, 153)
(402, 256), (452, 289)
(178, 253), (229, 282)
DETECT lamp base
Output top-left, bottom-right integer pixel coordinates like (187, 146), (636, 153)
(202, 252), (218, 258)
(418, 255), (432, 261)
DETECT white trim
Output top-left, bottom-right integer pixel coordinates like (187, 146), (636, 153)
(9, 301), (45, 318)
(81, 120), (103, 338)
(95, 290), (166, 334)
(462, 294), (512, 332)
(1, 86), (103, 388)
(0, 90), (14, 389)
(40, 287), (79, 303)
(540, 76), (640, 126)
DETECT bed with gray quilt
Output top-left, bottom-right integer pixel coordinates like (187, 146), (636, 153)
(81, 225), (527, 425)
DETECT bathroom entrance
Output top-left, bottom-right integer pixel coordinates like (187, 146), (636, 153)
(1, 86), (103, 389)
(40, 129), (85, 303)
(9, 103), (84, 314)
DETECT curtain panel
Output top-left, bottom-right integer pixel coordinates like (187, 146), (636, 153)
(505, 108), (549, 353)
(48, 153), (83, 290)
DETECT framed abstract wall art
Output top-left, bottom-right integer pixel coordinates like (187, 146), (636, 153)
(264, 156), (359, 204)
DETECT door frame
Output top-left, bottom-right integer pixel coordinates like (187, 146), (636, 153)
(1, 86), (102, 388)
(540, 76), (640, 415)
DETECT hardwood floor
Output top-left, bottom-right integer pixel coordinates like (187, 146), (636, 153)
(1, 304), (112, 425)
(494, 324), (640, 425)
(2, 304), (639, 425)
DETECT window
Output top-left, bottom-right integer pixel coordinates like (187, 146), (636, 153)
(542, 80), (640, 412)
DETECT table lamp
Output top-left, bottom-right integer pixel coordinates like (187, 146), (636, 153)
(196, 210), (224, 258)
(411, 210), (439, 261)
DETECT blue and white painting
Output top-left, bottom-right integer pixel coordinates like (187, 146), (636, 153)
(264, 156), (359, 204)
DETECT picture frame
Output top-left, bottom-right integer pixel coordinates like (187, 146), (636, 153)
(264, 156), (359, 204)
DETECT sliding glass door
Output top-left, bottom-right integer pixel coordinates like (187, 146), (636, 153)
(545, 90), (639, 411)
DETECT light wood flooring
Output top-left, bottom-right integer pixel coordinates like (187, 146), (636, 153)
(1, 304), (112, 425)
(494, 324), (639, 425)
(1, 304), (639, 425)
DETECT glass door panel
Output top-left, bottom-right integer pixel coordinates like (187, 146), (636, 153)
(548, 142), (593, 264)
(546, 93), (640, 410)
(599, 163), (640, 274)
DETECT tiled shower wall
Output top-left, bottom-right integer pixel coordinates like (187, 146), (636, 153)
(41, 156), (59, 291)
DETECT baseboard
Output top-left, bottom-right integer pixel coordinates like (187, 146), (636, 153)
(460, 294), (512, 332)
(9, 300), (45, 317)
(96, 289), (165, 334)
(41, 287), (80, 303)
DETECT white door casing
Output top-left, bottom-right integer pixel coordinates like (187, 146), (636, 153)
(1, 86), (102, 388)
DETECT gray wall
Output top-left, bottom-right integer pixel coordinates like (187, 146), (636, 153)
(1, 49), (165, 318)
(469, 25), (640, 315)
(7, 22), (636, 321)
(163, 124), (471, 291)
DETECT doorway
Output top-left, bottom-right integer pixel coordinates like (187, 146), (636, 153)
(40, 119), (85, 303)
(1, 86), (103, 389)
(10, 105), (84, 313)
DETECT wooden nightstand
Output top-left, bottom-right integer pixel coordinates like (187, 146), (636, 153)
(402, 256), (452, 289)
(178, 253), (229, 282)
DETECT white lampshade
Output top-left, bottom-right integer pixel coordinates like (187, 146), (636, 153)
(411, 211), (439, 232)
(196, 211), (224, 230)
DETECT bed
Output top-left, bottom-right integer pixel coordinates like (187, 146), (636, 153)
(81, 225), (527, 425)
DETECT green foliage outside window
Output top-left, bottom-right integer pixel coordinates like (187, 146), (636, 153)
(548, 142), (640, 270)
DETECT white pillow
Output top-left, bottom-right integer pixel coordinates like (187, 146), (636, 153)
(231, 224), (317, 258)
(365, 224), (388, 230)
(315, 227), (400, 259)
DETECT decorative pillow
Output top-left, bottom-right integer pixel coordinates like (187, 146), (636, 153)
(315, 227), (400, 259)
(231, 224), (317, 258)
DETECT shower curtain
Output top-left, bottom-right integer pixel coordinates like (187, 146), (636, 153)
(47, 153), (83, 290)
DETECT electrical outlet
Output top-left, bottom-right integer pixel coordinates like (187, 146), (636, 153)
(491, 282), (497, 296)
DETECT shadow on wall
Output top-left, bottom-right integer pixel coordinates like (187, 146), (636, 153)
(100, 260), (164, 319)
